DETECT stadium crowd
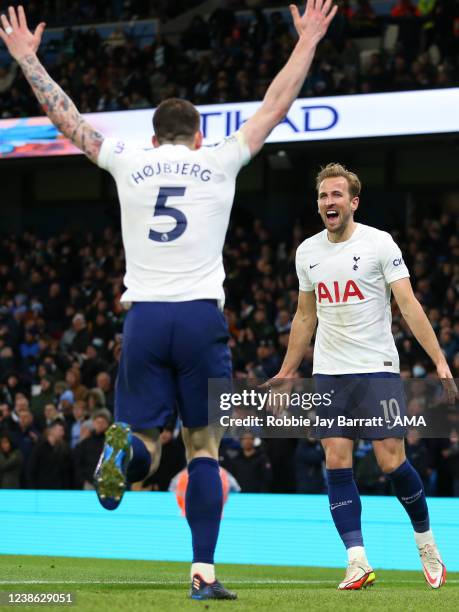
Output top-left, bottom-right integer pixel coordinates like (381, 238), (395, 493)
(0, 0), (458, 117)
(0, 213), (458, 495)
(0, 1), (208, 25)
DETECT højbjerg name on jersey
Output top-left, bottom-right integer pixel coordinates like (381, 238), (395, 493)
(131, 161), (213, 184)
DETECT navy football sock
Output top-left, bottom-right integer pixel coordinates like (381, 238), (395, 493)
(127, 435), (151, 482)
(388, 460), (429, 533)
(327, 468), (363, 548)
(185, 457), (223, 564)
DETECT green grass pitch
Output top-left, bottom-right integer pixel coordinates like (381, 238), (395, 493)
(0, 555), (457, 611)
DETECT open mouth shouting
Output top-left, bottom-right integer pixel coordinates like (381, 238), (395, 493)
(325, 209), (340, 226)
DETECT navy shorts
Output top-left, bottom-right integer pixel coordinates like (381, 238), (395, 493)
(115, 300), (232, 430)
(313, 372), (407, 440)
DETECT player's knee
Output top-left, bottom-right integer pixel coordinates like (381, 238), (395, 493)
(374, 440), (406, 473)
(324, 449), (352, 469)
(377, 451), (405, 473)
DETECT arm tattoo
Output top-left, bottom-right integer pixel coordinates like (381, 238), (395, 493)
(19, 54), (104, 162)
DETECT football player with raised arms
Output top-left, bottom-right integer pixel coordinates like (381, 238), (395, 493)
(0, 1), (337, 600)
(272, 162), (457, 590)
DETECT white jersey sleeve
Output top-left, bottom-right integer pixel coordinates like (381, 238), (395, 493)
(208, 131), (251, 177)
(378, 232), (410, 284)
(295, 246), (314, 292)
(97, 137), (136, 175)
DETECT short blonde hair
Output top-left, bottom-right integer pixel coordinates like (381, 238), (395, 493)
(316, 163), (361, 198)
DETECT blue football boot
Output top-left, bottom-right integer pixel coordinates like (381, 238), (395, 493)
(94, 422), (132, 511)
(190, 574), (237, 600)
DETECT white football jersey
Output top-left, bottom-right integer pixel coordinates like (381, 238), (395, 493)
(295, 224), (410, 374)
(98, 132), (251, 303)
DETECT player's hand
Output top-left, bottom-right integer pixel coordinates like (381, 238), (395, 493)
(436, 360), (458, 405)
(260, 372), (296, 416)
(290, 0), (338, 45)
(0, 6), (46, 61)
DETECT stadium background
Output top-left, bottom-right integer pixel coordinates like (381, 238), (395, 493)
(0, 0), (458, 572)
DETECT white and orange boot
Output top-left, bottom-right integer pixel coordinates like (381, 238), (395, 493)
(338, 558), (376, 590)
(419, 542), (446, 589)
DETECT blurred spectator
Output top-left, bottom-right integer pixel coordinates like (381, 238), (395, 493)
(73, 409), (111, 489)
(181, 15), (210, 51)
(351, 0), (378, 36)
(391, 0), (421, 16)
(264, 439), (297, 492)
(256, 340), (281, 378)
(275, 310), (292, 334)
(11, 410), (39, 471)
(405, 428), (434, 493)
(87, 388), (106, 413)
(80, 345), (107, 387)
(0, 62), (18, 93)
(0, 433), (22, 488)
(355, 445), (387, 494)
(19, 331), (40, 375)
(27, 422), (73, 489)
(70, 400), (90, 449)
(95, 372), (115, 412)
(65, 368), (88, 402)
(295, 438), (325, 493)
(249, 308), (276, 342)
(61, 314), (89, 354)
(222, 433), (272, 492)
(43, 403), (64, 429)
(13, 394), (30, 419)
(30, 376), (55, 429)
(0, 403), (18, 436)
(439, 327), (459, 361)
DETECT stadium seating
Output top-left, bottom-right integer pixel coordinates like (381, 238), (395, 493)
(0, 1), (457, 118)
(0, 214), (458, 494)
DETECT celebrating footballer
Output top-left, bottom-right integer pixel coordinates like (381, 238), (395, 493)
(273, 162), (457, 589)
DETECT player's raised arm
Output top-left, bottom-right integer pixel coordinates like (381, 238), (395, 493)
(0, 5), (104, 163)
(240, 0), (337, 157)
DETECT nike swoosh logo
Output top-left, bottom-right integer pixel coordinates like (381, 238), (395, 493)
(402, 489), (422, 504)
(345, 572), (359, 584)
(309, 263), (319, 269)
(330, 502), (351, 510)
(423, 564), (439, 586)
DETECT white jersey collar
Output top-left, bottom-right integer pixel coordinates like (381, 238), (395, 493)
(325, 222), (362, 246)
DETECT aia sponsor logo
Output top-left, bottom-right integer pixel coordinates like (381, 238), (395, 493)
(317, 280), (365, 303)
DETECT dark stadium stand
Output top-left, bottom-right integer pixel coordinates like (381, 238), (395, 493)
(0, 214), (458, 493)
(0, 0), (207, 25)
(0, 0), (457, 117)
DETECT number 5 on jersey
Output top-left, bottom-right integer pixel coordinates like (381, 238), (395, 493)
(149, 187), (187, 243)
